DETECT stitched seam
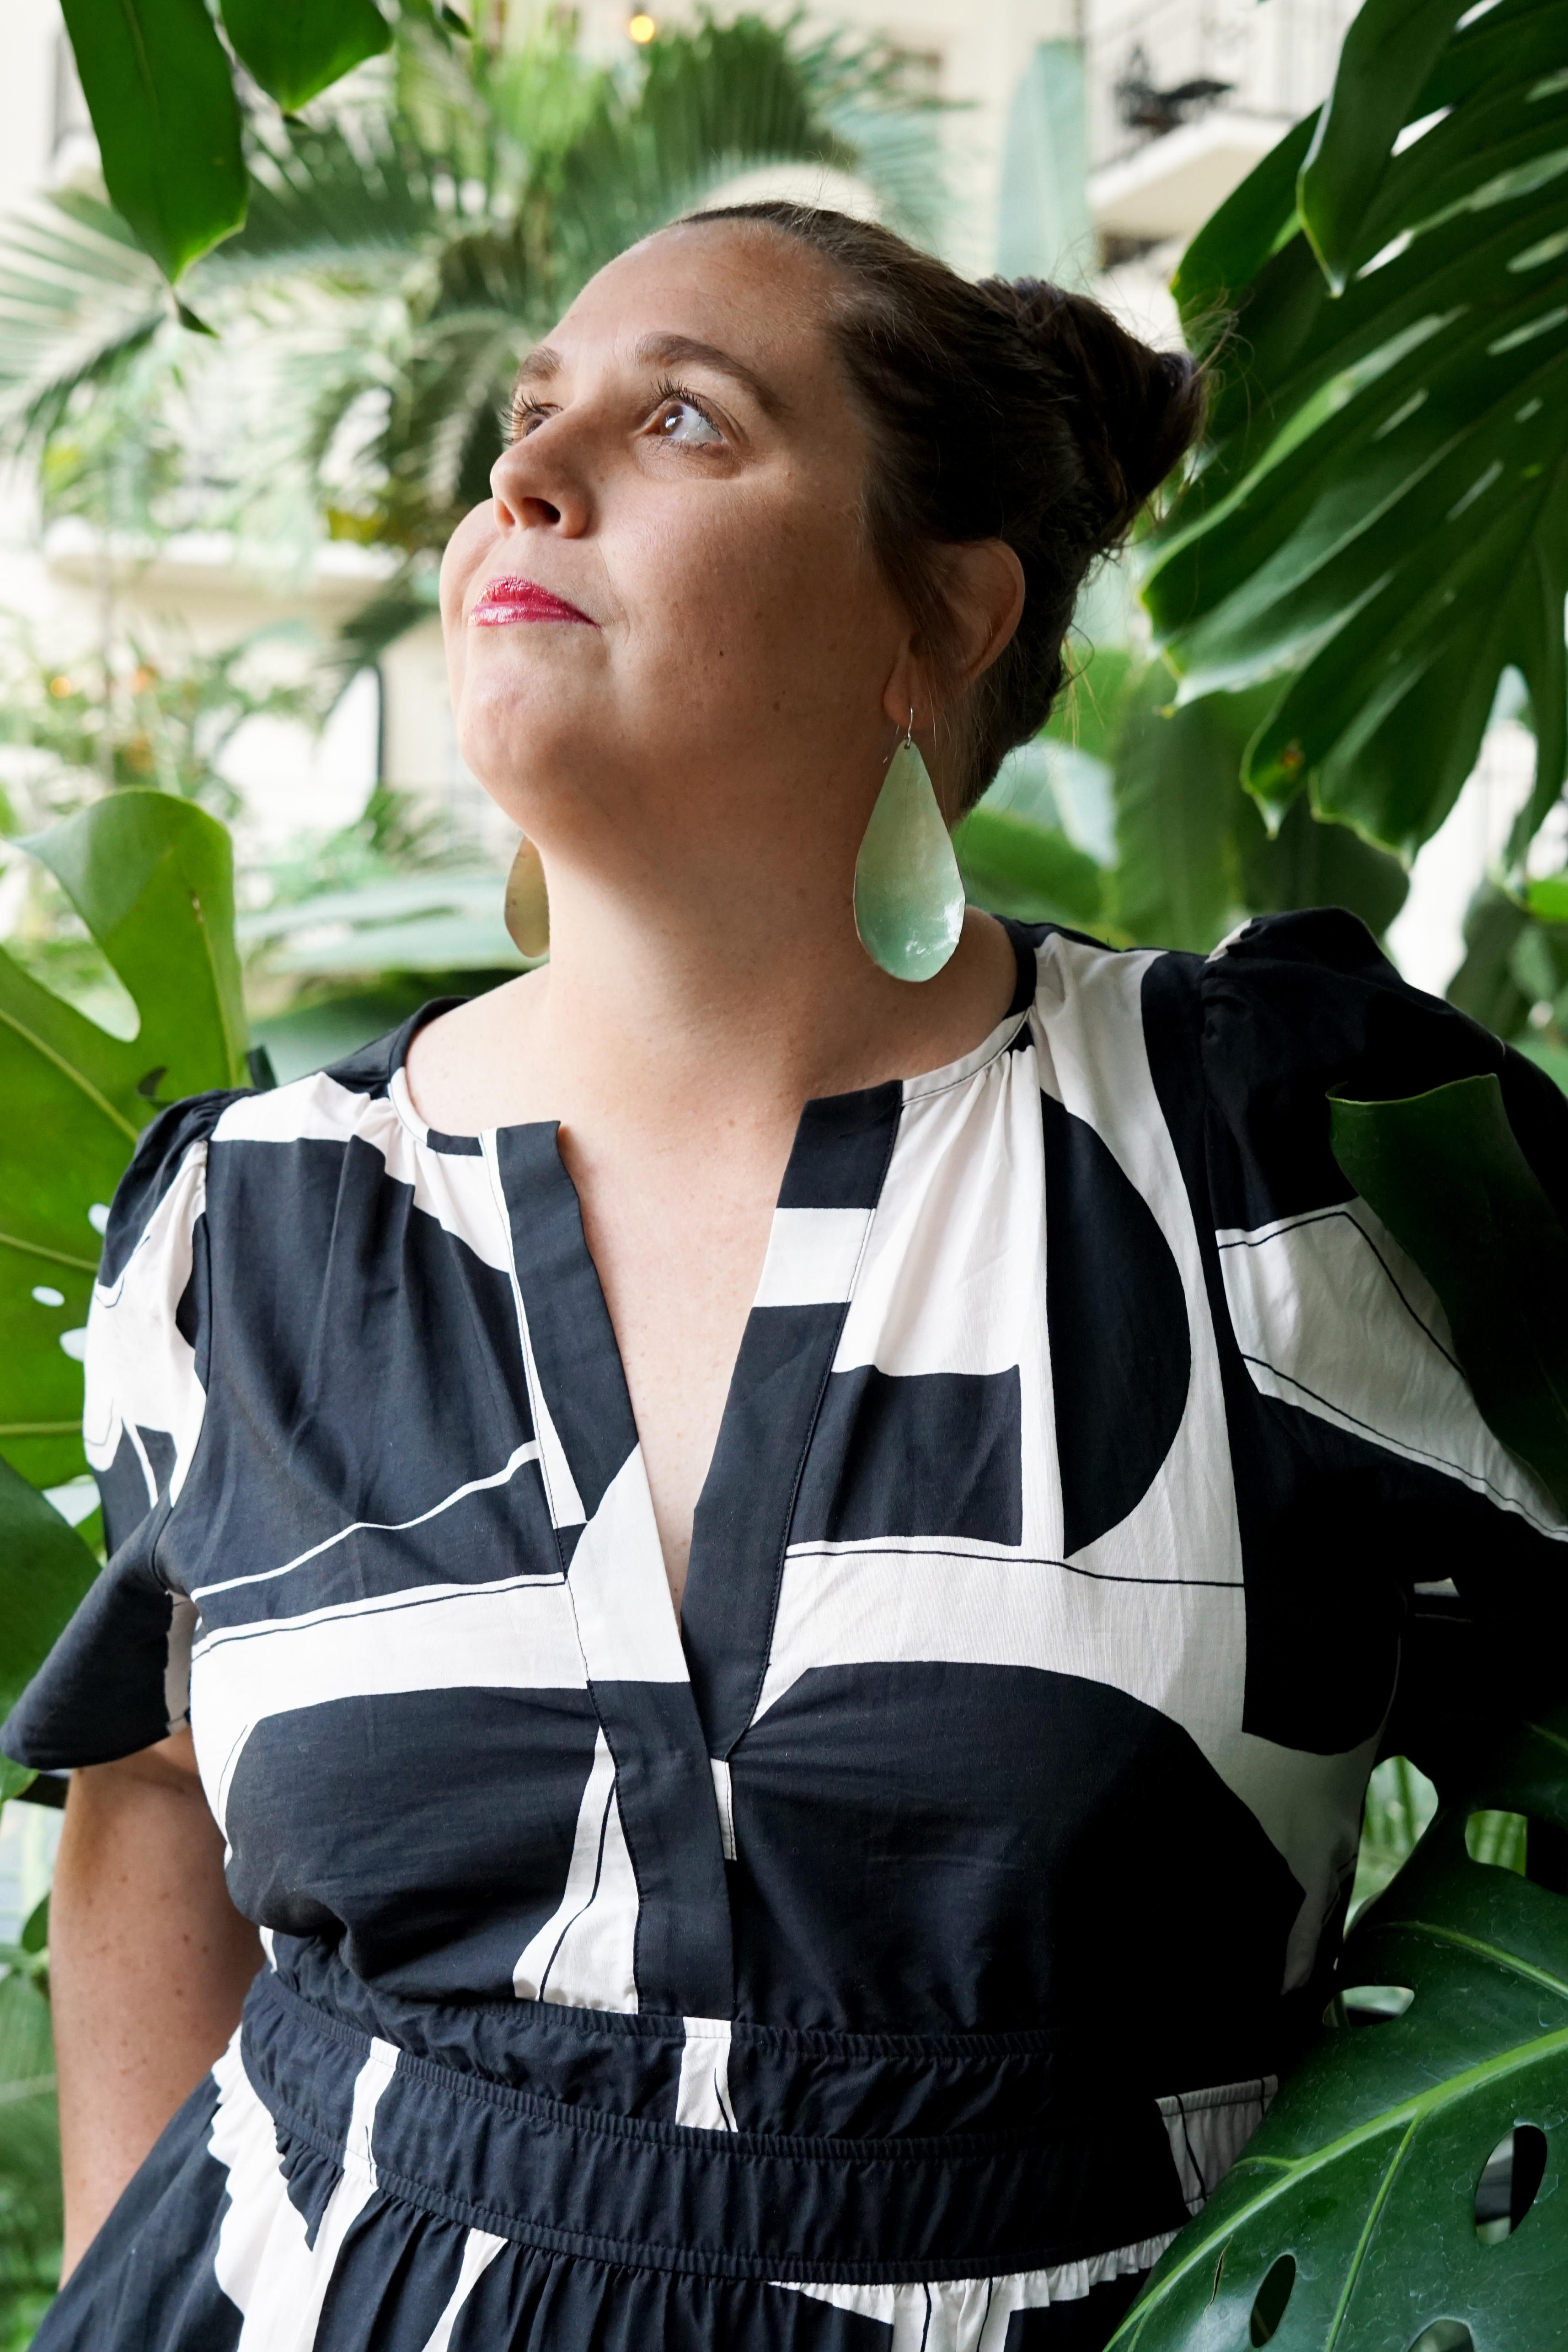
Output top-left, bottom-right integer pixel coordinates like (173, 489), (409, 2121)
(256, 1967), (1144, 2062)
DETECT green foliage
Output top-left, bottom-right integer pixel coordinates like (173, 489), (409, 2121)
(953, 806), (1104, 930)
(1, 12), (944, 642)
(55, 0), (412, 286)
(1144, 0), (1568, 866)
(1329, 1073), (1568, 1516)
(0, 1961), (60, 2345)
(0, 626), (326, 825)
(1107, 674), (1263, 952)
(1448, 880), (1536, 1039)
(59, 0), (246, 284)
(220, 0), (392, 118)
(1294, 0), (1461, 295)
(0, 793), (247, 1490)
(1110, 1705), (1568, 2350)
(960, 653), (1409, 957)
(1044, 645), (1137, 766)
(1351, 1755), (1439, 1925)
(0, 1471), (96, 1731)
(241, 872), (523, 977)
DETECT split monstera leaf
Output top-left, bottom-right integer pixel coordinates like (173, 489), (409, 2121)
(1108, 1072), (1568, 2352)
(1108, 1705), (1568, 2352)
(0, 790), (248, 1783)
(1143, 0), (1568, 870)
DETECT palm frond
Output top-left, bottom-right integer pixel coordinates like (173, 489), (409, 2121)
(217, 117), (455, 285)
(0, 9), (956, 643)
(0, 193), (169, 450)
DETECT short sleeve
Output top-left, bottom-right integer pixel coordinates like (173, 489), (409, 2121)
(1194, 909), (1568, 1640)
(2, 1090), (239, 1771)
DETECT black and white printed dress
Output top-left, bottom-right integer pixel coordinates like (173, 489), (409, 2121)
(9, 911), (1568, 2352)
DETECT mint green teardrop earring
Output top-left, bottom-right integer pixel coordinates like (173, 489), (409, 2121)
(503, 833), (550, 960)
(852, 715), (965, 982)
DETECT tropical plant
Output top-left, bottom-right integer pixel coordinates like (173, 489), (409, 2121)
(0, 622), (325, 827)
(956, 646), (1413, 957)
(1141, 0), (1568, 876)
(1111, 1703), (1568, 2350)
(1, 9), (945, 667)
(0, 791), (249, 1505)
(55, 0), (405, 286)
(0, 790), (252, 2341)
(1106, 1065), (1568, 2349)
(0, 1897), (62, 2350)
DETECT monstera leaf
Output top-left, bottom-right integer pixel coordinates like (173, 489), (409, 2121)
(1143, 0), (1568, 864)
(0, 791), (247, 1494)
(1109, 1707), (1568, 2350)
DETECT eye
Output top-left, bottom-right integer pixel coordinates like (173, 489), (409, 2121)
(655, 395), (723, 448)
(510, 397), (554, 441)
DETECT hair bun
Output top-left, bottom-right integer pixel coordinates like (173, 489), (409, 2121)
(984, 277), (1205, 548)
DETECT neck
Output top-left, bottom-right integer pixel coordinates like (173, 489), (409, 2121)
(520, 833), (1016, 1130)
(404, 806), (1020, 1143)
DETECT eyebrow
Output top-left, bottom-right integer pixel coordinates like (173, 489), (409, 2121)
(510, 332), (786, 418)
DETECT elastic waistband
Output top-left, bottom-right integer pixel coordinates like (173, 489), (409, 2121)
(242, 1969), (1189, 2283)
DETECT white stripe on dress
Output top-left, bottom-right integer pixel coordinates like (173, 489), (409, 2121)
(1218, 1200), (1567, 1536)
(209, 2029), (399, 2351)
(513, 1729), (640, 2012)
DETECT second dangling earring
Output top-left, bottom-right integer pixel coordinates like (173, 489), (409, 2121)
(852, 713), (965, 983)
(503, 832), (550, 960)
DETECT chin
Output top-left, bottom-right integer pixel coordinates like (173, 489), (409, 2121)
(455, 687), (613, 837)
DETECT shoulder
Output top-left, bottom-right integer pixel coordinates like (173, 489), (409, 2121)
(1181, 909), (1566, 1230)
(101, 1090), (245, 1287)
(197, 1000), (466, 1155)
(103, 1003), (452, 1271)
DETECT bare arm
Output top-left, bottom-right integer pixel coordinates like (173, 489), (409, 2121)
(51, 1730), (262, 2280)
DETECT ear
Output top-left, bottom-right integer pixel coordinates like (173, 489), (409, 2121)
(939, 539), (1026, 692)
(878, 539), (1026, 734)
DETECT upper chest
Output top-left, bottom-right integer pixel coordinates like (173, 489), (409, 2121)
(174, 976), (1208, 1621)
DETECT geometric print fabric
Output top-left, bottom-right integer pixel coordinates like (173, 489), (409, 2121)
(10, 909), (1568, 2352)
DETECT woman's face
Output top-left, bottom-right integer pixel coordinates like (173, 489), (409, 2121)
(440, 222), (912, 874)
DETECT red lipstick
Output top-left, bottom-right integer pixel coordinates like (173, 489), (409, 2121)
(471, 575), (597, 627)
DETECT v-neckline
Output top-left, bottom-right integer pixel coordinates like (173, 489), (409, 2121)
(385, 928), (1038, 1744)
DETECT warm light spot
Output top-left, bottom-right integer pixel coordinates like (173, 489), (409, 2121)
(48, 675), (73, 697)
(628, 12), (656, 40)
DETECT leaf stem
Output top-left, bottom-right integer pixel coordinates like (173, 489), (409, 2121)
(1323, 2116), (1416, 2347)
(0, 1231), (98, 1275)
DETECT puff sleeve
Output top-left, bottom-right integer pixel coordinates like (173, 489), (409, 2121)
(1183, 908), (1568, 1733)
(2, 1090), (240, 1770)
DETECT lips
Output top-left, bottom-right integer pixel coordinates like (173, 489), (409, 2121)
(471, 575), (597, 627)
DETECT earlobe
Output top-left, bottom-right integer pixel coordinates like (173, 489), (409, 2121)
(880, 655), (933, 737)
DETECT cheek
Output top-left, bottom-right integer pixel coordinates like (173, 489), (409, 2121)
(618, 488), (872, 702)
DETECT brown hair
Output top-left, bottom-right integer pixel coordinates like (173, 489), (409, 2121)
(683, 202), (1205, 810)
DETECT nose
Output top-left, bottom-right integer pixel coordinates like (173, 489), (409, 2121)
(489, 422), (590, 538)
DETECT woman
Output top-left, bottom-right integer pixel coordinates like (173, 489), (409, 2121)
(9, 204), (1567, 2352)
